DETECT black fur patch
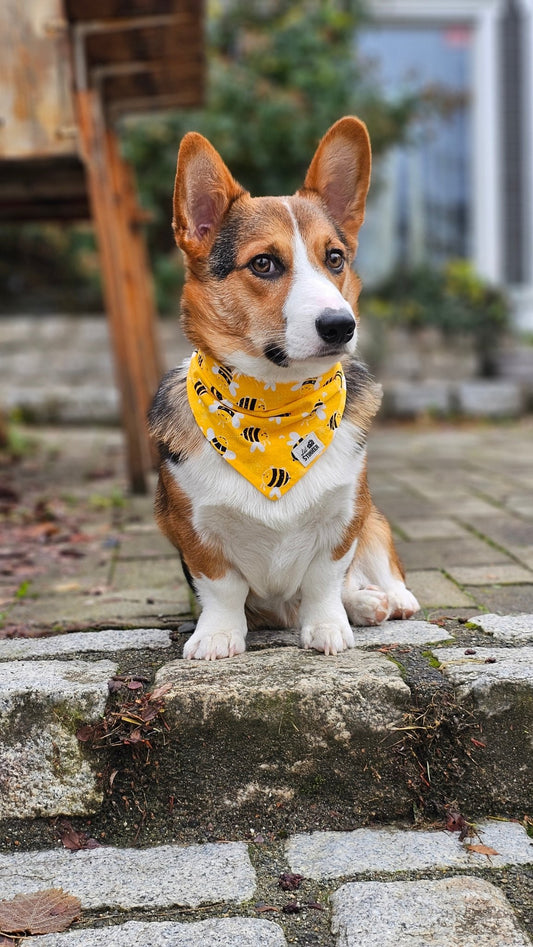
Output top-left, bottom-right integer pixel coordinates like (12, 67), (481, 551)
(148, 367), (185, 430)
(180, 555), (198, 596)
(264, 343), (289, 367)
(209, 210), (242, 280)
(344, 359), (373, 408)
(159, 440), (184, 466)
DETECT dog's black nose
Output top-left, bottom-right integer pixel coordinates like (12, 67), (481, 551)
(315, 308), (355, 346)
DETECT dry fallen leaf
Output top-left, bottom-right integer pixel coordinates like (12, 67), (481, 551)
(465, 844), (500, 857)
(278, 872), (304, 891)
(57, 820), (100, 852)
(0, 888), (81, 935)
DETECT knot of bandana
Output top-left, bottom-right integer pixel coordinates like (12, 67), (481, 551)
(186, 350), (346, 500)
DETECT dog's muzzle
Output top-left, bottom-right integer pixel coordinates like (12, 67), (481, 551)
(315, 308), (355, 346)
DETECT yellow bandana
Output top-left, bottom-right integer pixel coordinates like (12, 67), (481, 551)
(186, 350), (346, 499)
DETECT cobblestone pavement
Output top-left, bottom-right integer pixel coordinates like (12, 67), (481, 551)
(1, 324), (533, 944)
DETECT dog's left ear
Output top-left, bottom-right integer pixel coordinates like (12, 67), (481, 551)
(300, 117), (371, 250)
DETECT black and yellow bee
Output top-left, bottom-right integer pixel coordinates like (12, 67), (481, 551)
(210, 385), (224, 402)
(206, 428), (236, 460)
(328, 411), (341, 430)
(218, 404), (237, 419)
(312, 400), (327, 420)
(241, 427), (269, 452)
(194, 380), (208, 397)
(197, 352), (204, 367)
(238, 396), (266, 411)
(263, 467), (291, 489)
(216, 364), (234, 386)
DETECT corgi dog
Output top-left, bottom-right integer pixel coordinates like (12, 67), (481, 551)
(149, 116), (419, 660)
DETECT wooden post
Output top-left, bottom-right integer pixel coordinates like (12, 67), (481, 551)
(75, 88), (160, 493)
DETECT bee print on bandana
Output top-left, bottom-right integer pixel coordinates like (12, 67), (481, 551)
(208, 401), (244, 428)
(311, 400), (327, 420)
(328, 411), (341, 430)
(212, 363), (239, 398)
(263, 467), (291, 499)
(207, 428), (236, 460)
(291, 377), (320, 392)
(193, 380), (208, 398)
(324, 368), (345, 389)
(237, 396), (266, 412)
(241, 427), (270, 452)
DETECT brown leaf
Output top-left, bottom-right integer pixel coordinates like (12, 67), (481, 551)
(57, 820), (100, 852)
(465, 843), (500, 857)
(278, 872), (304, 891)
(282, 901), (302, 914)
(75, 724), (98, 743)
(149, 682), (173, 701)
(445, 807), (471, 841)
(0, 889), (81, 935)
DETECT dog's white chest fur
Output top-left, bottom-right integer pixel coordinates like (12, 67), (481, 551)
(169, 422), (365, 602)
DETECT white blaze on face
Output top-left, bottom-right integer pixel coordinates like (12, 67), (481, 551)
(283, 202), (357, 361)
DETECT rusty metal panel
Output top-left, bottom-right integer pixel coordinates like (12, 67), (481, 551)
(0, 0), (78, 159)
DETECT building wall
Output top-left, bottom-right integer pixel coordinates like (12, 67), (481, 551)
(363, 0), (533, 331)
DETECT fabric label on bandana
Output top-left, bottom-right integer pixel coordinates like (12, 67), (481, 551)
(186, 350), (346, 500)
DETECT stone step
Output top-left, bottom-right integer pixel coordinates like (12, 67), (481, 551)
(0, 841), (255, 909)
(0, 616), (532, 829)
(0, 820), (530, 946)
(25, 919), (288, 947)
(330, 877), (531, 947)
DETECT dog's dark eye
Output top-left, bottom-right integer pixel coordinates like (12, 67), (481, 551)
(249, 255), (281, 278)
(326, 249), (345, 273)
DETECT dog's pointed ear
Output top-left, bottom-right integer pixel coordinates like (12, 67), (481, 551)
(300, 117), (371, 249)
(173, 133), (246, 253)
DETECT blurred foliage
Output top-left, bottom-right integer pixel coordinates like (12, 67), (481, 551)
(0, 0), (416, 314)
(0, 223), (102, 314)
(364, 260), (510, 376)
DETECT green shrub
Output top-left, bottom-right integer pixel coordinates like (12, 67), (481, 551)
(364, 260), (510, 376)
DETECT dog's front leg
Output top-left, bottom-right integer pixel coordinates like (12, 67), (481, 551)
(183, 571), (249, 660)
(298, 549), (355, 656)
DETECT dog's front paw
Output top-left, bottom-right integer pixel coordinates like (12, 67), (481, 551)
(300, 621), (355, 656)
(387, 586), (420, 620)
(183, 628), (246, 660)
(342, 585), (390, 626)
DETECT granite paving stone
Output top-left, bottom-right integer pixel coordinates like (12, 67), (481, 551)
(155, 647), (411, 736)
(395, 537), (510, 571)
(447, 563), (533, 586)
(26, 919), (287, 947)
(433, 645), (533, 700)
(0, 627), (173, 660)
(0, 842), (256, 909)
(392, 517), (470, 540)
(330, 876), (530, 946)
(0, 660), (116, 819)
(509, 546), (533, 569)
(464, 583), (533, 613)
(286, 820), (532, 880)
(467, 612), (533, 642)
(404, 570), (474, 608)
(350, 619), (453, 646)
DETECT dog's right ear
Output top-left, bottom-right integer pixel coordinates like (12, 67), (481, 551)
(173, 133), (245, 254)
